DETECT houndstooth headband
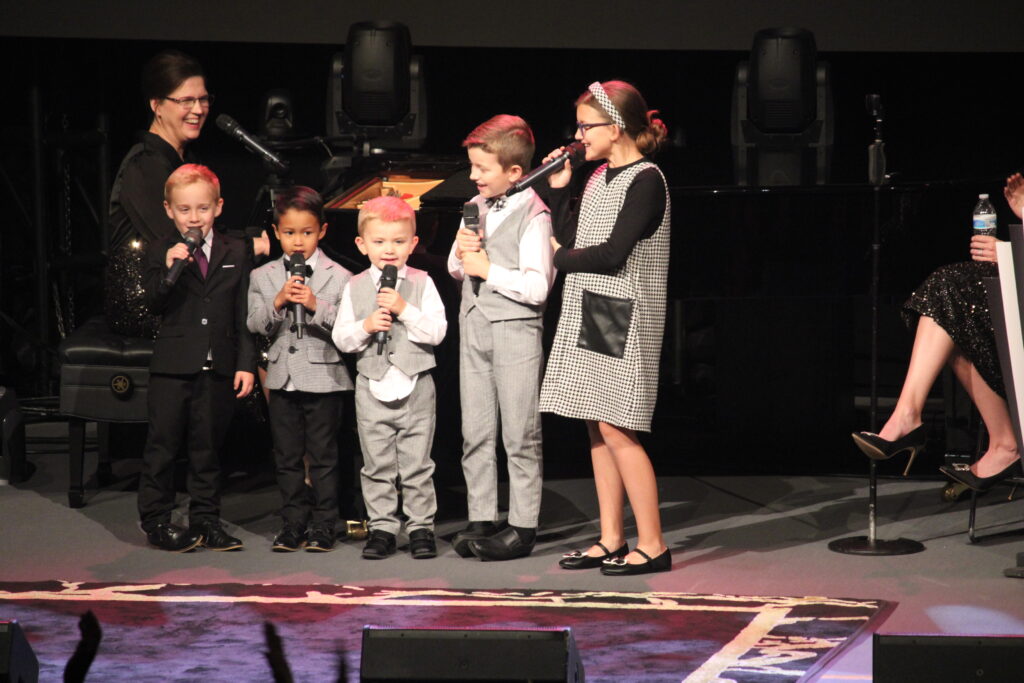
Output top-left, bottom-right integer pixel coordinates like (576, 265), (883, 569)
(587, 81), (626, 129)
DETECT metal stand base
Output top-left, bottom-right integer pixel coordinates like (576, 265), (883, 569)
(828, 536), (925, 555)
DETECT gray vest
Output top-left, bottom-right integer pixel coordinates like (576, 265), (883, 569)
(351, 267), (437, 381)
(459, 190), (549, 321)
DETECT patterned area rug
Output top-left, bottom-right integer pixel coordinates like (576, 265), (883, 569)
(0, 581), (892, 682)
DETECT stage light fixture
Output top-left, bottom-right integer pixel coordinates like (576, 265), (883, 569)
(261, 88), (296, 140)
(731, 27), (833, 186)
(326, 20), (427, 148)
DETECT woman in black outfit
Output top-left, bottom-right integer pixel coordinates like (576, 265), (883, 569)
(852, 173), (1024, 491)
(106, 50), (268, 337)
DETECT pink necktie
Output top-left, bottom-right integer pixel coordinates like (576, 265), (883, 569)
(194, 242), (208, 278)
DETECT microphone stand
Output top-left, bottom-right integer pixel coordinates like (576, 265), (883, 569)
(829, 95), (924, 556)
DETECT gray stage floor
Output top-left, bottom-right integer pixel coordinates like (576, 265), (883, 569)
(2, 424), (1023, 682)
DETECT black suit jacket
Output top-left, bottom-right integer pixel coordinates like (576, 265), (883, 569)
(144, 230), (257, 376)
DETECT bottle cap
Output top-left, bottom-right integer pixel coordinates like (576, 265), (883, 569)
(980, 194), (990, 199)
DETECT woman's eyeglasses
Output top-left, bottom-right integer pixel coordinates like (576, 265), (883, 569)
(576, 121), (614, 134)
(164, 95), (215, 109)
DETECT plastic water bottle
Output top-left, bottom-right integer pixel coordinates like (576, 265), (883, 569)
(973, 194), (997, 237)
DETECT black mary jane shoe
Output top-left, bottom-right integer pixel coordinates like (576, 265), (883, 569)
(559, 542), (629, 570)
(940, 459), (1024, 493)
(599, 548), (672, 576)
(851, 425), (926, 475)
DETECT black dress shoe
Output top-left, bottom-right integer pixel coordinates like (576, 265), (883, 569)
(600, 547), (672, 576)
(305, 524), (336, 552)
(559, 541), (629, 570)
(940, 459), (1023, 492)
(271, 524), (306, 552)
(145, 522), (203, 553)
(190, 520), (244, 551)
(362, 530), (396, 559)
(851, 425), (926, 474)
(408, 529), (437, 559)
(451, 521), (499, 558)
(469, 525), (535, 562)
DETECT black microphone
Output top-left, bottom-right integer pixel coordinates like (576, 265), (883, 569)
(376, 264), (398, 355)
(506, 141), (586, 196)
(216, 114), (289, 172)
(162, 229), (203, 287)
(288, 253), (307, 339)
(463, 202), (483, 296)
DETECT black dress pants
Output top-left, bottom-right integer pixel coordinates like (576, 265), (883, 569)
(268, 389), (343, 529)
(137, 370), (234, 530)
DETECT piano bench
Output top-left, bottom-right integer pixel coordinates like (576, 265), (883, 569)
(59, 317), (153, 508)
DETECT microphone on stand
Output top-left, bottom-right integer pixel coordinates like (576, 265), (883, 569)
(462, 202), (483, 296)
(376, 264), (398, 355)
(505, 141), (586, 196)
(288, 253), (307, 339)
(162, 229), (204, 287)
(216, 114), (289, 172)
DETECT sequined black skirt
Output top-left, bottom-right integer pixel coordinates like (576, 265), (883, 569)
(104, 238), (159, 339)
(902, 260), (1003, 397)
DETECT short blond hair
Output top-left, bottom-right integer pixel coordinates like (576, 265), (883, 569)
(462, 114), (535, 170)
(164, 163), (220, 202)
(357, 196), (416, 236)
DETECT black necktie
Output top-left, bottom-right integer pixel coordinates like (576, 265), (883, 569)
(486, 196), (507, 212)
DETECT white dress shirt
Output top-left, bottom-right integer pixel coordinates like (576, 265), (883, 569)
(332, 264), (447, 402)
(446, 190), (556, 306)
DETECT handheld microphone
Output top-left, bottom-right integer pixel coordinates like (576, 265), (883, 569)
(288, 253), (307, 339)
(216, 114), (289, 172)
(463, 202), (483, 296)
(162, 229), (203, 288)
(506, 141), (586, 196)
(376, 264), (398, 355)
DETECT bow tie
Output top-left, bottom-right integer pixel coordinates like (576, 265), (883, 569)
(285, 261), (313, 277)
(485, 196), (507, 212)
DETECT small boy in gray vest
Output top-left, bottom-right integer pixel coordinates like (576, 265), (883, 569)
(447, 115), (556, 561)
(332, 196), (448, 559)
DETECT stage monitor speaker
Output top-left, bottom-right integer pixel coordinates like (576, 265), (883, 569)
(874, 633), (1024, 682)
(0, 620), (38, 683)
(360, 626), (584, 682)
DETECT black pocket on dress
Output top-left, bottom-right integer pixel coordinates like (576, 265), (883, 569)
(577, 290), (633, 358)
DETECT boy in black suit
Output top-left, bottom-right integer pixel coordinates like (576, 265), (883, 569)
(137, 164), (256, 551)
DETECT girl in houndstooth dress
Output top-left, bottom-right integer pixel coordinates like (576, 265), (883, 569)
(540, 81), (672, 575)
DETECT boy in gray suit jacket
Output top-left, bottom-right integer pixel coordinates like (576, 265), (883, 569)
(448, 115), (555, 561)
(332, 196), (447, 560)
(247, 186), (353, 552)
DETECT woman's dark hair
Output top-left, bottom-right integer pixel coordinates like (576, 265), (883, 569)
(274, 185), (325, 224)
(575, 80), (668, 156)
(142, 50), (205, 106)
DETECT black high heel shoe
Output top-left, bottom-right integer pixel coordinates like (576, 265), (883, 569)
(559, 542), (628, 570)
(850, 424), (927, 476)
(939, 459), (1024, 492)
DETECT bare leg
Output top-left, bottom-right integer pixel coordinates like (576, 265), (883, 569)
(596, 422), (667, 564)
(949, 352), (1020, 477)
(582, 421), (626, 557)
(878, 315), (955, 441)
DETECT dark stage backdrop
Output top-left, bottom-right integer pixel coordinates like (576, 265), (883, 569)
(2, 21), (1024, 475)
(3, 0), (1023, 53)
